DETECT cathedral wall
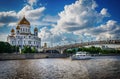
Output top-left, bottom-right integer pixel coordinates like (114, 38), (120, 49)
(8, 35), (41, 49)
(7, 16), (41, 50)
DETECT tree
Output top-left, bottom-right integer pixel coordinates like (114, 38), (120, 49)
(0, 41), (13, 53)
(11, 46), (19, 52)
(21, 46), (37, 53)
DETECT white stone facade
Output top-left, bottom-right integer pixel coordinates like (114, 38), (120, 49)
(7, 16), (41, 50)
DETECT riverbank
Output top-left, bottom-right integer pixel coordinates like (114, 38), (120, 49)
(0, 53), (120, 60)
(0, 53), (70, 60)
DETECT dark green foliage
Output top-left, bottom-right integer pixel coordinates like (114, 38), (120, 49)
(21, 46), (37, 53)
(0, 41), (12, 53)
(0, 41), (20, 53)
(64, 48), (77, 54)
(12, 46), (19, 52)
(77, 46), (101, 54)
(65, 46), (120, 54)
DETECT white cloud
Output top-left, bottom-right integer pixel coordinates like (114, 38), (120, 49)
(0, 0), (120, 45)
(39, 0), (120, 46)
(73, 20), (120, 41)
(0, 4), (46, 27)
(100, 8), (109, 16)
(0, 11), (18, 27)
(27, 0), (37, 6)
(93, 20), (120, 39)
(54, 0), (110, 33)
(8, 22), (17, 27)
(42, 15), (59, 23)
(0, 33), (8, 41)
(18, 5), (45, 20)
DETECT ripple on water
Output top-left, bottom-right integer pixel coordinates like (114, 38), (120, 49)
(0, 56), (120, 79)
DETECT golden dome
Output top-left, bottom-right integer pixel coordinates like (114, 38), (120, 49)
(11, 28), (15, 32)
(16, 25), (20, 29)
(34, 27), (38, 31)
(18, 16), (30, 25)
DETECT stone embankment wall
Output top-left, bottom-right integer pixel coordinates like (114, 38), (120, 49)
(0, 53), (69, 60)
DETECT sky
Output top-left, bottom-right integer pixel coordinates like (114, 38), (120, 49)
(0, 0), (120, 46)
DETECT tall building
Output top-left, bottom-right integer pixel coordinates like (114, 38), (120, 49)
(7, 16), (41, 50)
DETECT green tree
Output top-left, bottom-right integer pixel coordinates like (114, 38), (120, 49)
(21, 46), (37, 53)
(12, 46), (19, 52)
(0, 41), (13, 53)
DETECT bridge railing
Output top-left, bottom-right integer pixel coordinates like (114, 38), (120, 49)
(45, 39), (120, 50)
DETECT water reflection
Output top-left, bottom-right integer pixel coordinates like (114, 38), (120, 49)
(0, 56), (120, 79)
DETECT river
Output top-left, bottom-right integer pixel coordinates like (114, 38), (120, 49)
(0, 56), (120, 79)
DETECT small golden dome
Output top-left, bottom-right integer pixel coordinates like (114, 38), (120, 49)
(11, 28), (15, 32)
(18, 16), (30, 25)
(16, 25), (20, 29)
(34, 27), (38, 31)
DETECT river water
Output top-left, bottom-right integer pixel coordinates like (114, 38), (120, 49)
(0, 56), (120, 79)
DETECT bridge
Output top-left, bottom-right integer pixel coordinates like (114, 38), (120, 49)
(44, 39), (120, 54)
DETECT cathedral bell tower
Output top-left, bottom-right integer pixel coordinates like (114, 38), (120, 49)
(11, 28), (15, 35)
(16, 25), (20, 34)
(34, 27), (38, 36)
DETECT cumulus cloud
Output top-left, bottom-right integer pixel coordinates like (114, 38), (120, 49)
(100, 8), (110, 16)
(1, 0), (120, 45)
(37, 0), (120, 46)
(93, 20), (120, 39)
(38, 27), (63, 44)
(18, 5), (45, 20)
(0, 2), (58, 28)
(27, 0), (37, 6)
(0, 4), (46, 27)
(54, 0), (110, 32)
(48, 0), (120, 43)
(0, 11), (18, 27)
(42, 15), (59, 23)
(74, 20), (120, 40)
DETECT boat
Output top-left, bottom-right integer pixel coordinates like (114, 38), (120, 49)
(71, 52), (92, 60)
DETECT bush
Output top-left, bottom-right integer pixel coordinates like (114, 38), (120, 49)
(21, 46), (37, 53)
(12, 46), (19, 52)
(64, 46), (120, 55)
(0, 41), (13, 53)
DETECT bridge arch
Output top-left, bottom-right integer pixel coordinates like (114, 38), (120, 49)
(44, 40), (120, 54)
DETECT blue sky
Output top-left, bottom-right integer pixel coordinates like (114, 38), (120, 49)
(0, 0), (120, 46)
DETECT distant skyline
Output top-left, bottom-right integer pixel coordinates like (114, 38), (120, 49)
(0, 0), (120, 46)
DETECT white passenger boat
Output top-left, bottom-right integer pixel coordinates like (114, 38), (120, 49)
(71, 52), (92, 60)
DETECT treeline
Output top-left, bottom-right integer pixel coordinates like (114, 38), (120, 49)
(21, 46), (38, 53)
(0, 41), (19, 53)
(65, 46), (120, 54)
(0, 41), (38, 53)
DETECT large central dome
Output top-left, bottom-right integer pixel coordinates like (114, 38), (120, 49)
(18, 16), (30, 25)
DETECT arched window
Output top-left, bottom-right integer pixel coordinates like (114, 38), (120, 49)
(21, 28), (22, 32)
(18, 41), (19, 44)
(28, 41), (31, 44)
(17, 31), (19, 34)
(12, 41), (14, 44)
(34, 41), (35, 44)
(29, 36), (31, 38)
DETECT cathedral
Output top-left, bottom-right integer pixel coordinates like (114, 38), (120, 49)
(7, 16), (41, 50)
